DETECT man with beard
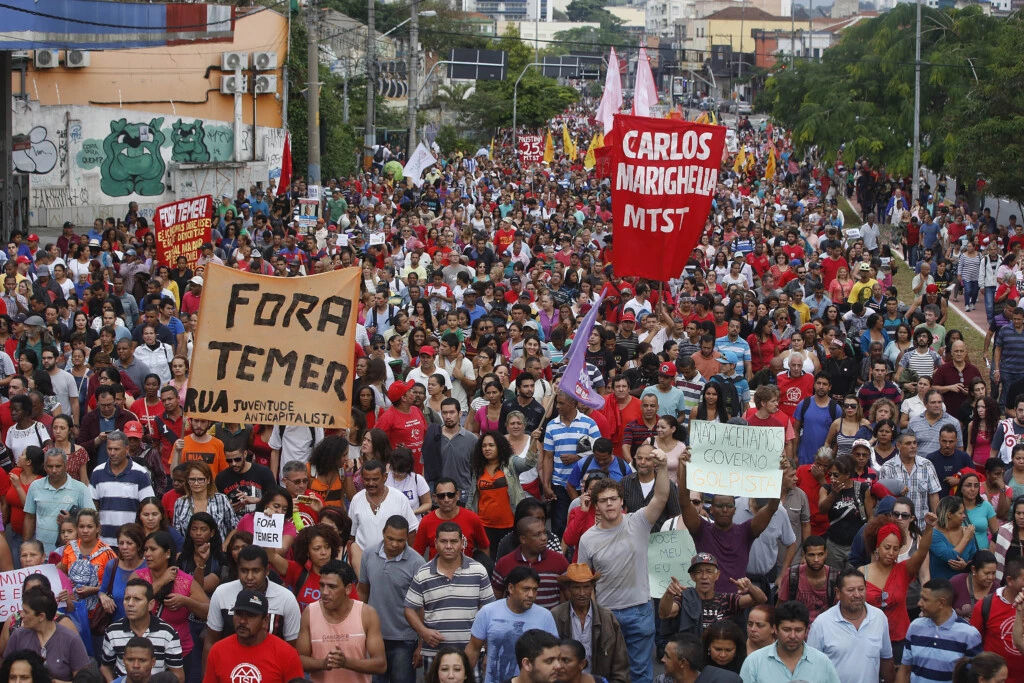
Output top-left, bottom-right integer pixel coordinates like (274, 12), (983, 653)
(171, 417), (227, 478)
(500, 372), (545, 434)
(810, 568), (894, 683)
(205, 590), (304, 683)
(215, 445), (277, 517)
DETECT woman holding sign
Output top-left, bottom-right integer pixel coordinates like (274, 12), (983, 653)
(264, 523), (344, 611)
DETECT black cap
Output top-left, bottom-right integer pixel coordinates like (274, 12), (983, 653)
(370, 333), (385, 345)
(62, 221), (74, 229)
(232, 589), (268, 616)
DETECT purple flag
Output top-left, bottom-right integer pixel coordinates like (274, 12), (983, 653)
(558, 293), (605, 410)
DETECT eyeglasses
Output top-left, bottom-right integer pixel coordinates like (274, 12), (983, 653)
(287, 477), (309, 486)
(892, 512), (913, 520)
(435, 492), (458, 500)
(880, 590), (889, 609)
(187, 477), (207, 484)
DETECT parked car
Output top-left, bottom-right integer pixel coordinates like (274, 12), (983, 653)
(735, 99), (752, 114)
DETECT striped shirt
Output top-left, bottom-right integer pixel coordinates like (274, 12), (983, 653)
(89, 461), (155, 545)
(404, 555), (494, 657)
(100, 615), (183, 676)
(903, 613), (982, 683)
(543, 411), (602, 486)
(996, 325), (1024, 376)
(492, 548), (570, 609)
(675, 372), (706, 425)
(715, 336), (753, 375)
(958, 252), (982, 283)
(622, 419), (658, 455)
(900, 348), (942, 379)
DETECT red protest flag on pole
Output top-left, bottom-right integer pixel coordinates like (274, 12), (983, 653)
(278, 132), (292, 196)
(609, 114), (725, 282)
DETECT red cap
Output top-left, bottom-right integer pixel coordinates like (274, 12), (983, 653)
(27, 234), (38, 242)
(123, 421), (144, 439)
(621, 311), (637, 323)
(926, 284), (939, 294)
(15, 256), (30, 264)
(387, 380), (412, 404)
(418, 345), (436, 357)
(659, 362), (676, 377)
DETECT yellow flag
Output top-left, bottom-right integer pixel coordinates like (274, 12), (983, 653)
(695, 111), (709, 124)
(583, 134), (598, 170)
(488, 137), (494, 160)
(733, 146), (746, 174)
(595, 131), (605, 148)
(745, 150), (755, 173)
(562, 123), (577, 160)
(764, 148), (776, 180)
(543, 129), (554, 163)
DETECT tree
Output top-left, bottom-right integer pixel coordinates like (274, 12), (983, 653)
(759, 4), (998, 177)
(565, 0), (623, 29)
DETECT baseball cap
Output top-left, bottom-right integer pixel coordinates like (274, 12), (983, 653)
(387, 380), (412, 404)
(27, 234), (38, 242)
(15, 256), (30, 265)
(688, 552), (718, 573)
(659, 362), (676, 377)
(418, 345), (436, 357)
(189, 276), (204, 286)
(35, 265), (49, 277)
(851, 438), (873, 452)
(232, 590), (268, 616)
(858, 262), (872, 272)
(926, 284), (938, 294)
(720, 350), (739, 365)
(62, 221), (74, 229)
(621, 311), (636, 323)
(123, 421), (145, 439)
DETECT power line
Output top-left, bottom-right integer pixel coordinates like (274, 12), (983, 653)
(0, 0), (287, 31)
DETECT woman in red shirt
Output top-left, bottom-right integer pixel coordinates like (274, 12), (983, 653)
(747, 318), (779, 376)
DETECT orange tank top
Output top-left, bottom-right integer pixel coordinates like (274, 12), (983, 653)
(307, 599), (370, 683)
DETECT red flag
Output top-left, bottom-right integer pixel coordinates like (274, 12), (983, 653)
(278, 132), (292, 196)
(609, 114), (725, 282)
(788, 159), (799, 175)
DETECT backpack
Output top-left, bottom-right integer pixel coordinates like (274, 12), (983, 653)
(578, 453), (629, 480)
(67, 541), (102, 611)
(788, 563), (838, 606)
(794, 396), (842, 424)
(712, 377), (742, 418)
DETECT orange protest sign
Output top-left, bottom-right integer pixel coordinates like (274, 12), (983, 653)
(184, 263), (359, 428)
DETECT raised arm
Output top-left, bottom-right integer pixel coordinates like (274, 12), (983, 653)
(643, 448), (671, 527)
(906, 511), (938, 577)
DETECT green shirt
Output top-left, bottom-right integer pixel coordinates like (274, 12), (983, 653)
(327, 197), (348, 221)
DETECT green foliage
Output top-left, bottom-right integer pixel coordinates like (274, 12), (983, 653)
(565, 0), (623, 29)
(760, 4), (1009, 183)
(435, 125), (473, 155)
(321, 0), (487, 52)
(457, 25), (579, 131)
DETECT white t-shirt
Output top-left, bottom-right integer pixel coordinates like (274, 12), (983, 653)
(406, 366), (452, 392)
(385, 472), (430, 515)
(49, 369), (78, 417)
(267, 426), (325, 483)
(350, 485), (420, 550)
(437, 355), (475, 413)
(207, 579), (301, 641)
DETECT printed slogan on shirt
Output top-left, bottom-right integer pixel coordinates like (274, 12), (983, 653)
(185, 263), (359, 428)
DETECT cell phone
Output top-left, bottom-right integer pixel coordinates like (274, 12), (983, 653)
(66, 505), (81, 518)
(296, 495), (317, 505)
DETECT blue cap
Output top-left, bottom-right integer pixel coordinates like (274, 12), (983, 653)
(721, 350), (740, 365)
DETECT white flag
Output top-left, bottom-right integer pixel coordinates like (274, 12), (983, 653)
(632, 45), (658, 117)
(596, 47), (623, 134)
(404, 142), (437, 188)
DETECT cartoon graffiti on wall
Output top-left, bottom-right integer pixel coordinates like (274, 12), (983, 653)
(12, 127), (58, 174)
(100, 118), (166, 197)
(170, 120), (210, 163)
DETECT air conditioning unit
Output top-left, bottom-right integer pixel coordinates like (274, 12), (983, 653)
(253, 75), (278, 95)
(10, 51), (29, 61)
(253, 52), (278, 71)
(34, 50), (58, 69)
(221, 51), (249, 71)
(65, 50), (90, 68)
(220, 74), (248, 94)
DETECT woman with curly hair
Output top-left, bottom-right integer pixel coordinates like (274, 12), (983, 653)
(0, 649), (51, 683)
(265, 523), (343, 611)
(307, 435), (354, 509)
(467, 431), (526, 556)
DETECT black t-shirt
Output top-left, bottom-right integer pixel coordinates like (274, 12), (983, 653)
(699, 592), (741, 632)
(499, 398), (545, 435)
(585, 348), (618, 381)
(215, 463), (279, 516)
(824, 482), (869, 545)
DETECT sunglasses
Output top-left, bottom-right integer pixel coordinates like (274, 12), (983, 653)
(225, 456), (245, 464)
(436, 492), (458, 500)
(844, 403), (859, 409)
(372, 344), (385, 350)
(892, 511), (913, 520)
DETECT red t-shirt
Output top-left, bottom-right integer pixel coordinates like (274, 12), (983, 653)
(796, 464), (829, 537)
(821, 256), (850, 288)
(776, 371), (815, 418)
(495, 228), (517, 254)
(204, 633), (304, 683)
(413, 508), (489, 559)
(162, 489), (182, 519)
(971, 591), (1024, 682)
(376, 406), (427, 473)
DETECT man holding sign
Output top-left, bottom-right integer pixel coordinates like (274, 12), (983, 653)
(677, 422), (784, 593)
(577, 444), (672, 683)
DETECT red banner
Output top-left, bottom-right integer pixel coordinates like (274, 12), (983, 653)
(154, 195), (213, 269)
(518, 135), (544, 164)
(610, 115), (724, 282)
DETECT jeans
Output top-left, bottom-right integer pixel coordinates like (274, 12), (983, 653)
(551, 484), (570, 537)
(963, 280), (980, 308)
(985, 286), (997, 323)
(375, 640), (418, 683)
(611, 602), (655, 683)
(999, 371), (1024, 409)
(907, 244), (919, 268)
(187, 621), (205, 683)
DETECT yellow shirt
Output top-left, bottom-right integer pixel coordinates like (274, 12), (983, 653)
(848, 278), (878, 305)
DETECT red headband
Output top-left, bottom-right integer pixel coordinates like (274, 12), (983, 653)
(878, 522), (903, 546)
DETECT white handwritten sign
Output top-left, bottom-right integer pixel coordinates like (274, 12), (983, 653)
(252, 512), (286, 548)
(687, 420), (784, 497)
(0, 565), (63, 619)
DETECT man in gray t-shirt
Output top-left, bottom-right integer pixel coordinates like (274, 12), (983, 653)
(577, 444), (671, 683)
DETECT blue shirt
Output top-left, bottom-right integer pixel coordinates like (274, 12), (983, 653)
(640, 385), (688, 418)
(470, 600), (558, 683)
(543, 411), (602, 486)
(808, 604), (892, 683)
(89, 461), (156, 545)
(23, 476), (94, 553)
(903, 613), (982, 683)
(739, 642), (841, 683)
(715, 336), (753, 376)
(921, 222), (941, 249)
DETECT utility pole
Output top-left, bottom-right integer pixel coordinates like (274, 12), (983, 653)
(342, 58), (350, 123)
(363, 0), (377, 170)
(306, 0), (321, 185)
(407, 2), (419, 157)
(912, 0), (922, 208)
